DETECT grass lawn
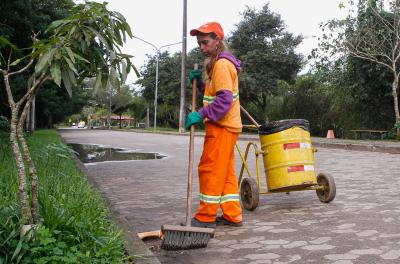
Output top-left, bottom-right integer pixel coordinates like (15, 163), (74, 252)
(0, 130), (131, 263)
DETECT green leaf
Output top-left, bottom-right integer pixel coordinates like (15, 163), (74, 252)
(122, 22), (133, 38)
(61, 69), (72, 97)
(72, 52), (90, 63)
(84, 26), (110, 50)
(81, 30), (91, 47)
(11, 239), (23, 261)
(10, 59), (21, 66)
(113, 28), (123, 46)
(121, 60), (127, 83)
(35, 54), (49, 73)
(62, 55), (78, 75)
(113, 11), (126, 23)
(35, 49), (56, 73)
(70, 25), (77, 37)
(65, 47), (76, 63)
(67, 68), (77, 86)
(0, 36), (17, 50)
(50, 63), (62, 86)
(45, 19), (67, 33)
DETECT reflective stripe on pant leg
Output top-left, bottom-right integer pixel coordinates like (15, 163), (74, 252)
(195, 123), (230, 222)
(220, 132), (243, 223)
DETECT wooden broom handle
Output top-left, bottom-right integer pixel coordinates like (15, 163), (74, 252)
(137, 230), (162, 240)
(186, 64), (198, 226)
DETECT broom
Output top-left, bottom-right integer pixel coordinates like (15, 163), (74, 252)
(161, 64), (215, 250)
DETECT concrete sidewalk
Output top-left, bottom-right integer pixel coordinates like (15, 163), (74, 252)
(59, 129), (400, 264)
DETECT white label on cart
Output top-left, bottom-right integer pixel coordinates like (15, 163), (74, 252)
(304, 165), (314, 171)
(300, 143), (311, 149)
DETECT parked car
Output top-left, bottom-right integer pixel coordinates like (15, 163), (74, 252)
(77, 121), (86, 128)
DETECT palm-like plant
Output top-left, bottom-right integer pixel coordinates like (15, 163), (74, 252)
(0, 1), (137, 226)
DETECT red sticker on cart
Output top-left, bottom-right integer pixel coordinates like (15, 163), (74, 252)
(287, 165), (304, 172)
(284, 142), (300, 149)
(287, 165), (314, 173)
(283, 142), (311, 150)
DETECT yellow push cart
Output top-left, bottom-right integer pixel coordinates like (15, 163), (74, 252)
(237, 108), (336, 210)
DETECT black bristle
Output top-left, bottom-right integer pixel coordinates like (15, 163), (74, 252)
(161, 230), (211, 250)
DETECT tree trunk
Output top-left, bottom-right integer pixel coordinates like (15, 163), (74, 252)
(261, 93), (269, 123)
(18, 97), (40, 223)
(47, 113), (53, 129)
(146, 107), (150, 129)
(3, 74), (33, 224)
(11, 111), (33, 224)
(392, 76), (400, 139)
(25, 96), (35, 132)
(30, 97), (35, 132)
(25, 103), (31, 132)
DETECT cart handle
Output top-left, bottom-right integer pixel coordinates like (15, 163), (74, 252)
(240, 105), (260, 128)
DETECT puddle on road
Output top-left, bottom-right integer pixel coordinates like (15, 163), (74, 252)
(68, 143), (166, 163)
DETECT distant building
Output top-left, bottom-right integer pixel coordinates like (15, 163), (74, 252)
(99, 115), (135, 127)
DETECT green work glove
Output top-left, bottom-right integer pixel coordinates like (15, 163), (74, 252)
(185, 112), (203, 129)
(189, 69), (202, 84)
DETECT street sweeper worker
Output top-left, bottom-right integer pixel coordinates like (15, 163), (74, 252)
(185, 21), (243, 228)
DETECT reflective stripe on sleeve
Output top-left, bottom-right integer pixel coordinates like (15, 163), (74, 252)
(203, 92), (239, 105)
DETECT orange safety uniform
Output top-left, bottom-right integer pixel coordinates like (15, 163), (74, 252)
(195, 57), (243, 224)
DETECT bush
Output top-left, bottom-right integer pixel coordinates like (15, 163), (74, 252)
(0, 130), (130, 263)
(0, 116), (10, 132)
(0, 205), (119, 263)
(386, 121), (400, 139)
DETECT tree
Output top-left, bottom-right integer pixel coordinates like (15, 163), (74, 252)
(112, 84), (134, 128)
(36, 83), (90, 128)
(229, 4), (303, 122)
(0, 0), (75, 126)
(0, 1), (136, 226)
(320, 0), (400, 138)
(129, 94), (147, 126)
(280, 74), (337, 136)
(136, 51), (183, 128)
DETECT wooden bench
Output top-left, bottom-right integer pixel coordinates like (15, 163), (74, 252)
(350, 129), (388, 140)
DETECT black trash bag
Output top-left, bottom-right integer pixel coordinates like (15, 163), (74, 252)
(258, 119), (310, 135)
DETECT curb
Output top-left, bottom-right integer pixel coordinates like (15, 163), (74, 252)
(312, 141), (400, 154)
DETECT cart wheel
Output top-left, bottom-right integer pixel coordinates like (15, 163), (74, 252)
(240, 177), (259, 211)
(316, 173), (336, 203)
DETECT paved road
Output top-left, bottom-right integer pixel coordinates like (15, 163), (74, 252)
(59, 129), (400, 264)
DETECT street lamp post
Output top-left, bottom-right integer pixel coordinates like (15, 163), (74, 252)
(133, 36), (181, 132)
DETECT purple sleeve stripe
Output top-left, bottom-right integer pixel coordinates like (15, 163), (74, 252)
(198, 90), (233, 122)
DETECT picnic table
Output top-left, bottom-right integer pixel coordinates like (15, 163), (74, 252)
(350, 129), (388, 139)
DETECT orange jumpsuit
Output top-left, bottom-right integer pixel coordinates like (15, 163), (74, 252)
(195, 57), (243, 224)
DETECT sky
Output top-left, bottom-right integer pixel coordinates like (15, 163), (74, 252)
(94, 0), (348, 85)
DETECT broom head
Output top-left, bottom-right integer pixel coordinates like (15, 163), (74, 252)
(161, 224), (215, 250)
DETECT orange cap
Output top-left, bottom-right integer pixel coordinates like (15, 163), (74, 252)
(190, 22), (224, 40)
